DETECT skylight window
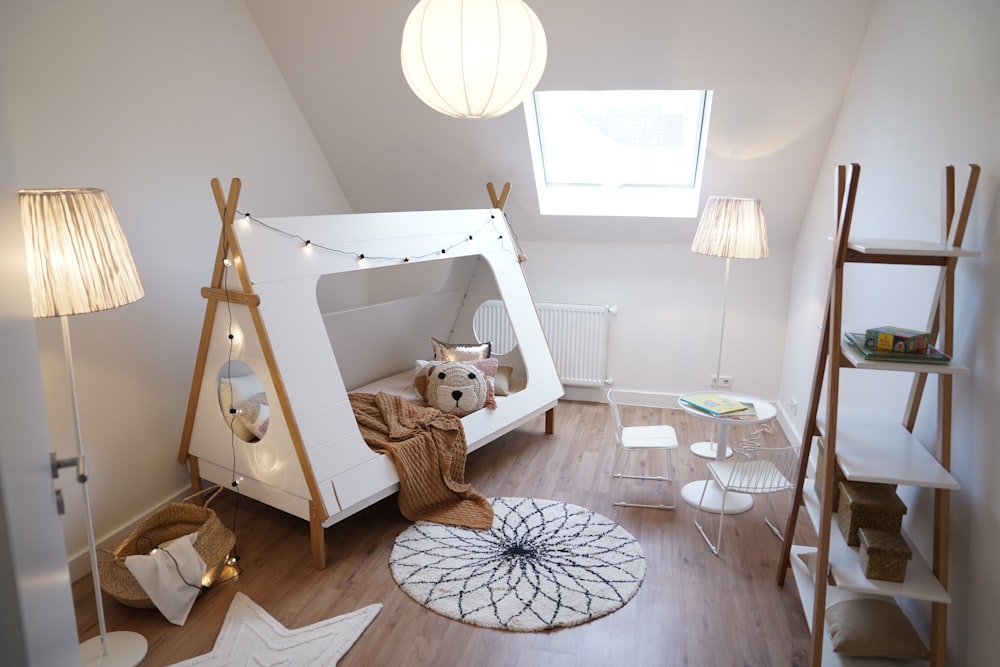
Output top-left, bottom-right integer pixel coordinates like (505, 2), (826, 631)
(524, 90), (712, 218)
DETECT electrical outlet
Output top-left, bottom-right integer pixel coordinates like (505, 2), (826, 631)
(787, 398), (798, 416)
(710, 375), (734, 388)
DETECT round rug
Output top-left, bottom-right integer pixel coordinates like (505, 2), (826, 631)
(389, 496), (645, 632)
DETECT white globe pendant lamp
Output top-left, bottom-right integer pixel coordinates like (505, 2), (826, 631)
(401, 0), (547, 119)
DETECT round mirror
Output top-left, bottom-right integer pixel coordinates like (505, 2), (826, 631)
(473, 299), (517, 356)
(217, 360), (269, 443)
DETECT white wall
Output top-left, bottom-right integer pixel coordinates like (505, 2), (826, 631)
(520, 241), (792, 406)
(778, 1), (1000, 664)
(0, 0), (350, 580)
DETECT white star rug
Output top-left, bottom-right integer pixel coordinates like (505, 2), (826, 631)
(168, 593), (381, 666)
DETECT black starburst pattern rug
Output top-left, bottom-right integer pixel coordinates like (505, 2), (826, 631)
(389, 497), (645, 631)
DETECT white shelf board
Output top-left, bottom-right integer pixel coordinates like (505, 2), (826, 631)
(803, 480), (950, 604)
(816, 407), (960, 489)
(789, 545), (930, 667)
(840, 342), (970, 375)
(847, 238), (980, 258)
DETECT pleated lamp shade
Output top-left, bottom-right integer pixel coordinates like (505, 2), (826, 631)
(691, 196), (769, 260)
(19, 188), (144, 318)
(401, 0), (547, 119)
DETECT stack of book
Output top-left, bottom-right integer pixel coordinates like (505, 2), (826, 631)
(843, 332), (951, 365)
(680, 392), (758, 419)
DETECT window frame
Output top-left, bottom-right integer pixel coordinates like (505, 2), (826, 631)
(523, 89), (713, 218)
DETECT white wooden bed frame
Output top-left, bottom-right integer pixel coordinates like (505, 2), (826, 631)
(178, 179), (563, 568)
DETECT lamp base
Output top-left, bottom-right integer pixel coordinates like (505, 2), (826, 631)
(80, 631), (147, 667)
(689, 440), (733, 460)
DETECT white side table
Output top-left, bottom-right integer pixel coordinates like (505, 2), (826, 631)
(678, 391), (777, 514)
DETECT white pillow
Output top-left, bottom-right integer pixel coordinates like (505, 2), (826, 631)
(125, 533), (206, 626)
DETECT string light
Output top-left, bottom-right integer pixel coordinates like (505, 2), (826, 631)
(215, 243), (244, 583)
(233, 209), (519, 265)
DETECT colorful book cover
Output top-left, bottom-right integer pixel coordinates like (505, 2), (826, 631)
(844, 332), (950, 364)
(725, 401), (759, 420)
(863, 325), (930, 353)
(680, 392), (750, 415)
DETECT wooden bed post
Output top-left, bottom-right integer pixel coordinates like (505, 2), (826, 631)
(178, 177), (331, 569)
(487, 181), (555, 434)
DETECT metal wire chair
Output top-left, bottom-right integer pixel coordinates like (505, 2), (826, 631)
(607, 388), (679, 509)
(694, 433), (799, 555)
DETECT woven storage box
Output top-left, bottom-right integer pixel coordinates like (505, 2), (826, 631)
(859, 528), (912, 583)
(836, 480), (906, 547)
(814, 437), (845, 511)
(98, 486), (235, 609)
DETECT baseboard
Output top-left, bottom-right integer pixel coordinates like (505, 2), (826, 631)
(561, 386), (684, 408)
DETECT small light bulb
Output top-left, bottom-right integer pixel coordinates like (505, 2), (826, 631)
(223, 257), (232, 266)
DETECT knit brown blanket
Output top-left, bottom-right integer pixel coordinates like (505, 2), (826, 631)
(348, 391), (494, 530)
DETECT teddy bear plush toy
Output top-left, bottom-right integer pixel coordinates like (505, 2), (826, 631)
(420, 361), (491, 417)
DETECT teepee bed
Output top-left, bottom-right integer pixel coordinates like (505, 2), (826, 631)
(178, 179), (563, 568)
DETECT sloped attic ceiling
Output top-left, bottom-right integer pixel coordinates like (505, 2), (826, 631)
(244, 0), (875, 246)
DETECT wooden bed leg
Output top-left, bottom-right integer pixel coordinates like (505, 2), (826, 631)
(545, 406), (556, 434)
(187, 456), (204, 504)
(309, 500), (327, 570)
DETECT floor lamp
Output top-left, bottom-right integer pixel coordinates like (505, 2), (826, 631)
(688, 196), (769, 460)
(20, 189), (148, 667)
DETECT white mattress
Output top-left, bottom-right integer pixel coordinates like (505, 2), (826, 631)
(352, 369), (422, 402)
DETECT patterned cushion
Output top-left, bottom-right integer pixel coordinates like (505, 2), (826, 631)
(431, 337), (491, 361)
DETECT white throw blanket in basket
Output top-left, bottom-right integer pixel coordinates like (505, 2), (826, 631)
(125, 532), (206, 625)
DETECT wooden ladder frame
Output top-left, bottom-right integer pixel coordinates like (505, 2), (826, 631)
(775, 163), (980, 665)
(177, 177), (330, 569)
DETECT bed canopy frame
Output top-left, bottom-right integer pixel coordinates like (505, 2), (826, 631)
(178, 178), (562, 568)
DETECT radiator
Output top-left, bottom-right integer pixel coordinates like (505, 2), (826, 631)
(474, 300), (616, 387)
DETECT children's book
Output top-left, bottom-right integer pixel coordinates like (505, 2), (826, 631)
(843, 332), (951, 364)
(680, 392), (750, 415)
(725, 401), (759, 420)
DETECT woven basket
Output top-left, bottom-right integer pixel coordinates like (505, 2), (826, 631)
(859, 528), (912, 583)
(98, 485), (235, 609)
(836, 480), (906, 547)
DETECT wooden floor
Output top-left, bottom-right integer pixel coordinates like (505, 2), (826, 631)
(74, 400), (817, 666)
